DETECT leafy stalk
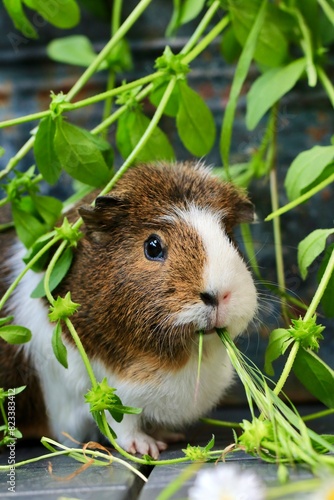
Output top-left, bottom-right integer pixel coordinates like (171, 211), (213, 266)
(220, 0), (268, 171)
(266, 172), (334, 221)
(99, 76), (178, 195)
(65, 0), (154, 101)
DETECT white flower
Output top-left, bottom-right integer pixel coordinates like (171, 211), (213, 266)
(311, 480), (334, 500)
(188, 464), (266, 500)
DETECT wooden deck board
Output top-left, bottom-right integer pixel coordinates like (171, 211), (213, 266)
(0, 405), (332, 499)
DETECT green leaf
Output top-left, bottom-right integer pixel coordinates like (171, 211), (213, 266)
(12, 202), (46, 249)
(0, 325), (32, 344)
(116, 109), (175, 163)
(293, 347), (334, 408)
(176, 81), (216, 157)
(31, 247), (73, 299)
(229, 0), (289, 67)
(220, 0), (267, 168)
(285, 145), (334, 201)
(246, 59), (306, 130)
(49, 292), (80, 322)
(53, 120), (111, 187)
(34, 116), (62, 184)
(0, 316), (14, 327)
(318, 243), (334, 318)
(220, 26), (242, 64)
(298, 228), (334, 279)
(22, 0), (80, 29)
(264, 328), (293, 375)
(150, 79), (180, 117)
(47, 35), (107, 69)
(23, 231), (57, 272)
(106, 39), (133, 73)
(3, 0), (38, 38)
(31, 194), (62, 227)
(51, 321), (68, 369)
(74, 127), (114, 169)
(166, 0), (206, 36)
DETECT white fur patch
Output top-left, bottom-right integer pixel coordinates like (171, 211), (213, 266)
(165, 205), (257, 337)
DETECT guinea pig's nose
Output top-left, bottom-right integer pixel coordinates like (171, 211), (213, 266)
(200, 292), (218, 307)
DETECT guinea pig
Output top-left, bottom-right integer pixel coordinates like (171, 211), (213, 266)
(0, 161), (257, 459)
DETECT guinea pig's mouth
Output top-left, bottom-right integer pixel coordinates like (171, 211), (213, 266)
(197, 328), (216, 336)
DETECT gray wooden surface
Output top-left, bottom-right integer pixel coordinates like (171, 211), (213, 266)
(0, 406), (332, 499)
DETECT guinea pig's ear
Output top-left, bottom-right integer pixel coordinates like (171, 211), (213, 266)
(234, 198), (255, 224)
(79, 195), (128, 234)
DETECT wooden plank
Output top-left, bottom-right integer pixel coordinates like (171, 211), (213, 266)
(0, 442), (150, 500)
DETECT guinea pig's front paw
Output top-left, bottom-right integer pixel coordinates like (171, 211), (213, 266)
(119, 432), (168, 460)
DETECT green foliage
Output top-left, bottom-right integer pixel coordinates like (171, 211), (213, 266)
(48, 292), (80, 322)
(285, 145), (334, 201)
(246, 58), (306, 130)
(3, 0), (80, 37)
(47, 35), (108, 69)
(116, 108), (175, 163)
(31, 247), (73, 298)
(0, 325), (32, 344)
(264, 316), (325, 376)
(53, 119), (112, 187)
(51, 321), (68, 369)
(0, 0), (334, 484)
(182, 435), (215, 461)
(318, 244), (334, 317)
(298, 228), (334, 279)
(293, 348), (334, 408)
(85, 378), (142, 422)
(166, 0), (206, 36)
(176, 81), (216, 156)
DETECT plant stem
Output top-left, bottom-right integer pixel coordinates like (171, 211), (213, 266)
(317, 64), (334, 107)
(62, 73), (163, 112)
(266, 478), (320, 499)
(0, 136), (35, 181)
(0, 110), (49, 129)
(99, 76), (178, 195)
(101, 71), (116, 139)
(100, 0), (122, 139)
(240, 223), (262, 279)
(303, 246), (334, 321)
(180, 0), (221, 55)
(43, 241), (67, 305)
(268, 105), (288, 323)
(293, 7), (317, 86)
(65, 318), (98, 388)
(265, 171), (334, 220)
(90, 83), (154, 135)
(270, 167), (288, 322)
(112, 0), (123, 35)
(273, 341), (300, 396)
(0, 401), (8, 427)
(220, 0), (267, 171)
(0, 235), (60, 311)
(66, 0), (154, 101)
(302, 407), (334, 422)
(99, 412), (192, 466)
(199, 417), (242, 428)
(182, 14), (230, 65)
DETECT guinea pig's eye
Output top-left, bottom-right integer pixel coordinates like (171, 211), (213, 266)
(144, 235), (166, 261)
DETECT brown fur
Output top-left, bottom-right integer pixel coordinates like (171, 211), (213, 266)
(0, 213), (48, 438)
(57, 162), (253, 378)
(0, 161), (253, 435)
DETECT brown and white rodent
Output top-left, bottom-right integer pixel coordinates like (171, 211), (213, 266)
(0, 161), (257, 459)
